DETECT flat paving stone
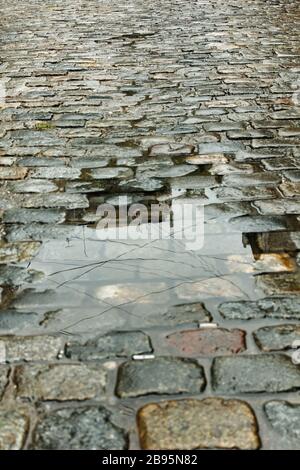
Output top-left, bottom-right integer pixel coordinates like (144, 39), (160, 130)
(279, 182), (300, 197)
(0, 241), (41, 263)
(89, 167), (134, 180)
(0, 266), (44, 287)
(264, 401), (300, 441)
(254, 325), (300, 351)
(220, 297), (300, 320)
(2, 209), (66, 224)
(257, 272), (300, 295)
(13, 193), (89, 209)
(0, 336), (63, 363)
(5, 224), (81, 242)
(0, 408), (29, 450)
(149, 143), (194, 156)
(31, 407), (127, 450)
(138, 398), (260, 450)
(8, 179), (59, 194)
(212, 355), (300, 394)
(157, 302), (212, 326)
(31, 167), (81, 180)
(14, 364), (108, 401)
(254, 199), (300, 215)
(165, 328), (246, 356)
(65, 331), (152, 360)
(210, 186), (278, 202)
(228, 215), (287, 232)
(254, 232), (300, 252)
(116, 357), (206, 398)
(0, 167), (28, 180)
(223, 173), (281, 187)
(0, 366), (10, 399)
(0, 311), (40, 332)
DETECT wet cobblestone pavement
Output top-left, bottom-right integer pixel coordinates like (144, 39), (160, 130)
(0, 0), (300, 450)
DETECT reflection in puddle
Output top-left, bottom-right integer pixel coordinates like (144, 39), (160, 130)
(8, 214), (292, 337)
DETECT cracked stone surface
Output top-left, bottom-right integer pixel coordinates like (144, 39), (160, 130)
(0, 0), (300, 450)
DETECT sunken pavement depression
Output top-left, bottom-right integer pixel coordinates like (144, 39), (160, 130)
(0, 0), (300, 451)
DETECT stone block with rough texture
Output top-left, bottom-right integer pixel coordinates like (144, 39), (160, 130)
(138, 398), (260, 450)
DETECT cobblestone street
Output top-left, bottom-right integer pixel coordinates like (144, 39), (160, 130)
(1, 0), (300, 450)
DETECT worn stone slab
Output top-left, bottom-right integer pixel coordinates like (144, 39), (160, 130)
(138, 398), (260, 450)
(31, 407), (127, 450)
(0, 366), (9, 399)
(254, 232), (300, 252)
(0, 266), (44, 287)
(210, 186), (278, 202)
(170, 175), (216, 189)
(157, 302), (212, 326)
(149, 143), (194, 156)
(253, 325), (300, 351)
(254, 199), (300, 215)
(264, 401), (300, 441)
(0, 408), (29, 450)
(279, 182), (300, 197)
(166, 328), (246, 356)
(5, 224), (81, 242)
(0, 167), (28, 180)
(116, 357), (206, 398)
(0, 311), (40, 332)
(89, 167), (134, 180)
(14, 364), (108, 401)
(186, 154), (228, 165)
(223, 172), (281, 187)
(283, 170), (300, 182)
(8, 179), (59, 194)
(212, 355), (300, 394)
(220, 297), (300, 320)
(257, 272), (300, 295)
(0, 241), (41, 263)
(19, 194), (89, 209)
(3, 209), (66, 224)
(228, 215), (287, 232)
(0, 336), (63, 363)
(31, 167), (81, 180)
(65, 331), (152, 360)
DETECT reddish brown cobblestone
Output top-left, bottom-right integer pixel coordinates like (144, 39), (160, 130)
(165, 328), (246, 356)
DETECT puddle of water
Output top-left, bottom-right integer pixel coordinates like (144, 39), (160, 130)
(12, 217), (268, 337)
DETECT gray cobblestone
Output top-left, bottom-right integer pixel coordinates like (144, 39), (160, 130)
(212, 355), (300, 394)
(14, 364), (108, 401)
(254, 325), (300, 352)
(32, 407), (127, 450)
(0, 335), (63, 363)
(264, 401), (300, 442)
(65, 331), (152, 360)
(116, 357), (206, 398)
(219, 297), (300, 321)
